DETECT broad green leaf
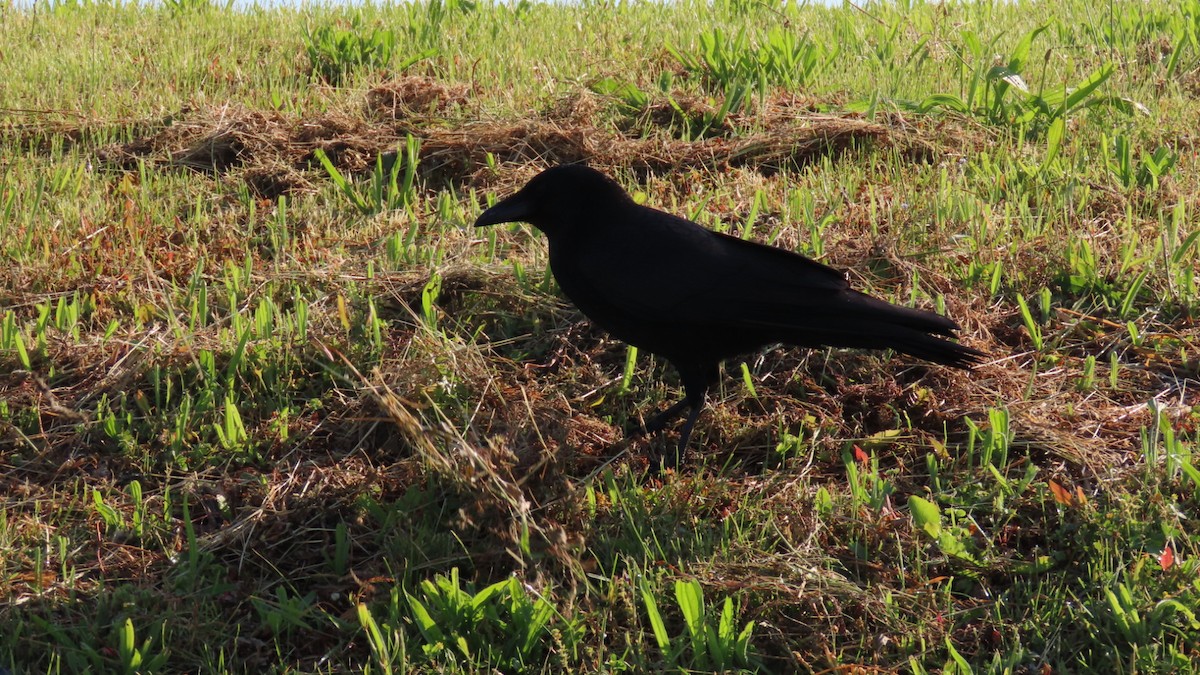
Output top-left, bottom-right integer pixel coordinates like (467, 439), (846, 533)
(641, 586), (671, 652)
(675, 579), (705, 637)
(1064, 63), (1114, 112)
(471, 578), (509, 611)
(918, 93), (969, 113)
(1043, 116), (1065, 168)
(909, 495), (942, 538)
(406, 593), (443, 641)
(1008, 24), (1047, 73)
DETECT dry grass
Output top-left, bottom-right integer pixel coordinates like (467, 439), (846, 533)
(76, 81), (953, 200)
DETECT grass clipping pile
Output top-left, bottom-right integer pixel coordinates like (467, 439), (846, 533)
(98, 76), (913, 197)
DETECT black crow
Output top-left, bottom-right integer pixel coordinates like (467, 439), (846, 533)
(475, 165), (983, 465)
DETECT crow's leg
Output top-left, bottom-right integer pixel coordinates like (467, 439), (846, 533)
(641, 398), (691, 434)
(662, 400), (704, 470)
(657, 363), (718, 469)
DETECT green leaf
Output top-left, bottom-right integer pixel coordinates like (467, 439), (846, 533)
(224, 324), (252, 383)
(1043, 116), (1065, 169)
(621, 345), (638, 392)
(736, 619), (754, 659)
(453, 635), (471, 659)
(92, 490), (122, 529)
(944, 636), (972, 673)
(397, 47), (438, 72)
(860, 428), (902, 451)
(470, 579), (509, 611)
(522, 597), (555, 654)
(641, 586), (671, 652)
(1007, 24), (1047, 73)
(918, 93), (969, 113)
(1166, 29), (1190, 78)
(675, 578), (706, 661)
(1012, 554), (1056, 574)
(1155, 598), (1199, 627)
(14, 331), (30, 369)
(314, 148), (369, 213)
(675, 579), (704, 630)
(1119, 269), (1149, 319)
(909, 495), (942, 538)
(406, 592), (444, 644)
(1064, 63), (1115, 113)
(1175, 228), (1200, 265)
(1015, 293), (1043, 350)
(718, 596), (734, 643)
(357, 603), (393, 675)
(591, 77), (649, 108)
(739, 362), (757, 398)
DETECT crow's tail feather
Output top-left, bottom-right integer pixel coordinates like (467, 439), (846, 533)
(852, 292), (985, 368)
(760, 291), (986, 369)
(883, 329), (986, 369)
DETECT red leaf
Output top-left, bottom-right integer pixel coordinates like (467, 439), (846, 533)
(1048, 479), (1074, 506)
(853, 444), (870, 466)
(1159, 545), (1175, 570)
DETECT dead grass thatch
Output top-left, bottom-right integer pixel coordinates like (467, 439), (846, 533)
(90, 82), (954, 199)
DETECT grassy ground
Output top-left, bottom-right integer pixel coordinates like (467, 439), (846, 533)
(2, 0), (1199, 671)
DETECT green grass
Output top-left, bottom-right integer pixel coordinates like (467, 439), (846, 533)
(2, 0), (1200, 672)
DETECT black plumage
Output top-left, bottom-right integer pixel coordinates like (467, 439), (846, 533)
(475, 165), (983, 465)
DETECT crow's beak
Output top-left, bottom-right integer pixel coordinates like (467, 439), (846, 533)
(474, 195), (530, 228)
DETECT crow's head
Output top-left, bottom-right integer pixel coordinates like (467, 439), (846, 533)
(474, 164), (632, 235)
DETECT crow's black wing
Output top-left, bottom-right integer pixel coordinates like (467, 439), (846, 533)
(552, 207), (981, 367)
